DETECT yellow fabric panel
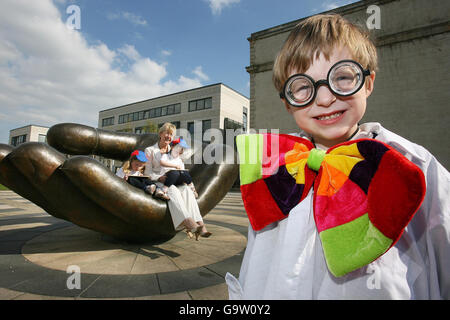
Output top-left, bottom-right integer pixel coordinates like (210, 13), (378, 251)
(323, 154), (362, 177)
(328, 144), (362, 158)
(286, 158), (307, 184)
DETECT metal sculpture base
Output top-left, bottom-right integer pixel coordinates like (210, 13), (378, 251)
(0, 123), (238, 243)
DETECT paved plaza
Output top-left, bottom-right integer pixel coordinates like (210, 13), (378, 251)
(0, 190), (248, 300)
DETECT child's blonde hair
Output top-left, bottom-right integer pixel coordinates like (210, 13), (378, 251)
(121, 154), (145, 175)
(272, 14), (378, 94)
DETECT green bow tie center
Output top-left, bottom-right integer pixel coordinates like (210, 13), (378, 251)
(307, 148), (326, 171)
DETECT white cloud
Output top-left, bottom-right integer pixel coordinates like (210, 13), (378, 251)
(192, 66), (209, 81)
(106, 11), (148, 26)
(206, 0), (240, 15)
(161, 49), (172, 57)
(117, 44), (141, 61)
(0, 0), (205, 144)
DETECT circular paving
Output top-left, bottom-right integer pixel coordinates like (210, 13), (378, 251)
(0, 191), (248, 299)
(22, 224), (246, 275)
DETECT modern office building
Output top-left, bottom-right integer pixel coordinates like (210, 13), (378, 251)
(98, 83), (249, 139)
(98, 83), (249, 172)
(9, 125), (49, 146)
(246, 0), (449, 169)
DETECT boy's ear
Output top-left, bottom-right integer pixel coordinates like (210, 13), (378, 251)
(365, 71), (376, 97)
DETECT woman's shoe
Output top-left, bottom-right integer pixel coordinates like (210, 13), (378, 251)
(200, 231), (212, 238)
(194, 226), (203, 241)
(194, 227), (212, 240)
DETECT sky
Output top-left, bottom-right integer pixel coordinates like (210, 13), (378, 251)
(0, 0), (358, 144)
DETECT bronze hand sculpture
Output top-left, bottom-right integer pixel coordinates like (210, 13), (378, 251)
(0, 123), (238, 243)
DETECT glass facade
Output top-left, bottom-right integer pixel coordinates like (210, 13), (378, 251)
(118, 103), (181, 125)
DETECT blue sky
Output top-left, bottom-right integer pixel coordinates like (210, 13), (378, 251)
(0, 0), (358, 144)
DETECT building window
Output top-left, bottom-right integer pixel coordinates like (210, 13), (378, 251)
(188, 97), (212, 112)
(38, 134), (46, 143)
(135, 127), (144, 134)
(187, 121), (194, 137)
(202, 119), (211, 134)
(224, 117), (243, 130)
(102, 116), (114, 127)
(117, 103), (181, 125)
(243, 106), (248, 132)
(11, 134), (27, 146)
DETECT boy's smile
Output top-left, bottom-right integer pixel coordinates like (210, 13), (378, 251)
(283, 47), (375, 149)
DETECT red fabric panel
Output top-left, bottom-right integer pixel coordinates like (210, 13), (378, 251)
(241, 179), (287, 231)
(262, 134), (314, 178)
(368, 149), (426, 241)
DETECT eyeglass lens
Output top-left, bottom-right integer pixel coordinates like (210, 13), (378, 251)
(285, 60), (365, 106)
(329, 62), (363, 95)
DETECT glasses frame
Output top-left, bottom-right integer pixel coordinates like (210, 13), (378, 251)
(279, 59), (371, 107)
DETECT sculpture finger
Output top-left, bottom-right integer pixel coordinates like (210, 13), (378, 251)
(47, 123), (158, 160)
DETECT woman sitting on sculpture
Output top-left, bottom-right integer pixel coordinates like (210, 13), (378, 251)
(144, 122), (212, 240)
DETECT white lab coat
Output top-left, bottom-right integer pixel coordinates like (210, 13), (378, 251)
(226, 122), (450, 300)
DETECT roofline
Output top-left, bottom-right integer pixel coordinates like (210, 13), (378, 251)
(247, 0), (395, 41)
(9, 124), (50, 132)
(99, 82), (249, 113)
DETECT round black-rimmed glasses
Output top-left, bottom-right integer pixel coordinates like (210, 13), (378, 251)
(279, 60), (371, 107)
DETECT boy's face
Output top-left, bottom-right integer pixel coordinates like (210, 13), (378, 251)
(283, 46), (375, 148)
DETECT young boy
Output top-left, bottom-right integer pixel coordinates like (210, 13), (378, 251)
(226, 14), (450, 299)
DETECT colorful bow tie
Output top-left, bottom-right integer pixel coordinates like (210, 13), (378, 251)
(236, 133), (426, 277)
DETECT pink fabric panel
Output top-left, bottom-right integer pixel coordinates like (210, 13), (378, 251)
(314, 178), (368, 232)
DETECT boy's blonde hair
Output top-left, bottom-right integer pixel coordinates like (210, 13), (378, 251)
(272, 14), (378, 93)
(159, 122), (176, 135)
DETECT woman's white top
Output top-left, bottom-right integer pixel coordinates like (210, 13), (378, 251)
(226, 122), (450, 300)
(144, 143), (171, 180)
(115, 168), (143, 179)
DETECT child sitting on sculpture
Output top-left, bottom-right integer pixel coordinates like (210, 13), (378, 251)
(116, 150), (157, 196)
(159, 138), (199, 199)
